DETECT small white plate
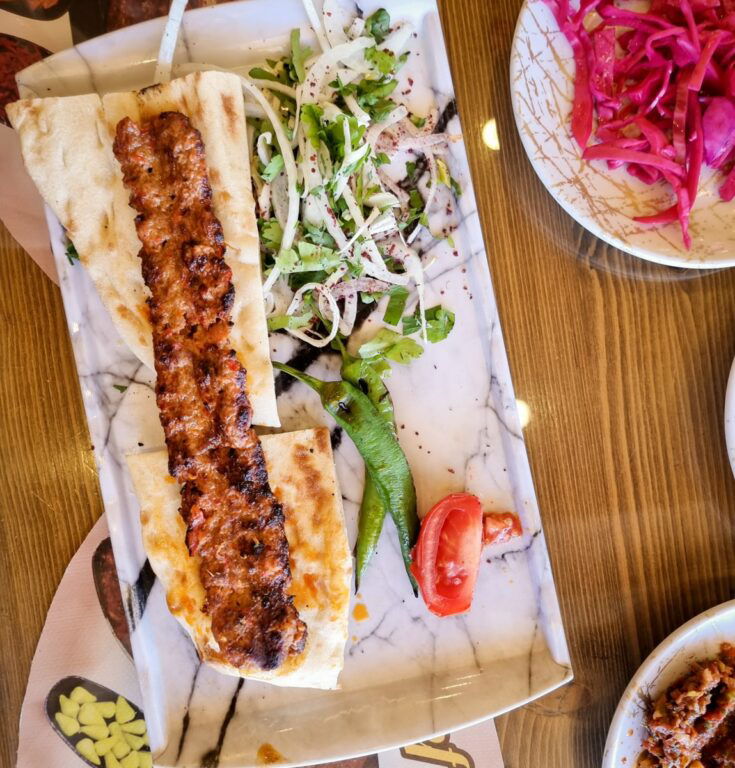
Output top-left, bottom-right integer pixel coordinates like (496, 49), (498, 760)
(510, 0), (735, 269)
(602, 600), (735, 768)
(725, 358), (735, 475)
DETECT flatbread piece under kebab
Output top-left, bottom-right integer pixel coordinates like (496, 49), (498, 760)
(7, 71), (279, 427)
(126, 428), (351, 690)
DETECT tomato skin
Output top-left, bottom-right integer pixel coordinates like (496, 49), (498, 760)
(410, 493), (484, 617)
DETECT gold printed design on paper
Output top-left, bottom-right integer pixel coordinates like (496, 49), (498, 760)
(400, 735), (475, 768)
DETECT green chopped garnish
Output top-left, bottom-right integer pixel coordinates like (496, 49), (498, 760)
(259, 219), (283, 251)
(358, 328), (423, 364)
(365, 8), (391, 43)
(261, 154), (285, 182)
(65, 241), (80, 265)
(303, 222), (336, 248)
(267, 313), (311, 332)
(112, 384), (127, 394)
(300, 104), (324, 149)
(366, 46), (397, 75)
(290, 28), (312, 83)
(403, 305), (455, 343)
(248, 66), (280, 82)
(383, 286), (409, 326)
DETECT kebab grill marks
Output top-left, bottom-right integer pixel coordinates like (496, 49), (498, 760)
(113, 111), (306, 671)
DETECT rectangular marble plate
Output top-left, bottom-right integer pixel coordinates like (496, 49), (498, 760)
(19, 1), (572, 765)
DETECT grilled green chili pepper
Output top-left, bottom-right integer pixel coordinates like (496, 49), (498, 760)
(341, 356), (396, 591)
(274, 362), (419, 593)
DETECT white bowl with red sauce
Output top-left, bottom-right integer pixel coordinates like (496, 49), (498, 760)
(602, 599), (735, 768)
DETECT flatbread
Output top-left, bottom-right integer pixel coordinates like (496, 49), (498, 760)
(126, 428), (351, 689)
(7, 71), (279, 427)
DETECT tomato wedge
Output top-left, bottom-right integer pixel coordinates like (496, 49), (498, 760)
(410, 493), (484, 617)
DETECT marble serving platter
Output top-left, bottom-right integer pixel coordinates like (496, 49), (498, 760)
(18, 1), (572, 765)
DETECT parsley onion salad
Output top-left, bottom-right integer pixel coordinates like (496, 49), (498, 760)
(158, 0), (463, 590)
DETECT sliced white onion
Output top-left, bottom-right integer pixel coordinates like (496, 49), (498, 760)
(339, 207), (380, 254)
(338, 290), (358, 336)
(268, 276), (295, 316)
(322, 0), (350, 47)
(402, 247), (427, 341)
(358, 240), (410, 285)
(365, 191), (400, 209)
(382, 23), (413, 57)
(365, 105), (408, 148)
(271, 173), (290, 227)
(315, 191), (350, 249)
(347, 17), (365, 39)
(375, 167), (409, 210)
(408, 151), (438, 245)
(369, 210), (399, 236)
(263, 266), (282, 295)
(256, 131), (273, 166)
(154, 0), (188, 85)
(301, 36), (373, 103)
(287, 283), (341, 347)
(321, 102), (344, 121)
(330, 277), (391, 298)
(257, 182), (271, 217)
(300, 0), (331, 51)
(332, 142), (370, 200)
(344, 94), (371, 125)
(244, 101), (267, 119)
(249, 79), (297, 99)
(378, 131), (461, 154)
(238, 77), (300, 251)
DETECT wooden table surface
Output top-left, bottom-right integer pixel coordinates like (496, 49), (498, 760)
(2, 0), (735, 766)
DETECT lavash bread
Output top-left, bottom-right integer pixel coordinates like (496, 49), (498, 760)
(6, 71), (279, 427)
(126, 428), (351, 689)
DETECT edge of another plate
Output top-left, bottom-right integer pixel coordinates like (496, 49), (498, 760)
(602, 599), (735, 768)
(725, 357), (735, 476)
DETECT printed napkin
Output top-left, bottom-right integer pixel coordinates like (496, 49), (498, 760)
(16, 514), (505, 768)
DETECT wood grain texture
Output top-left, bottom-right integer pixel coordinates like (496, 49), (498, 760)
(1, 1), (735, 766)
(437, 0), (735, 765)
(0, 223), (104, 766)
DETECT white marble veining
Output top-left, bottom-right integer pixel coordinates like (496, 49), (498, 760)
(24, 2), (572, 765)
